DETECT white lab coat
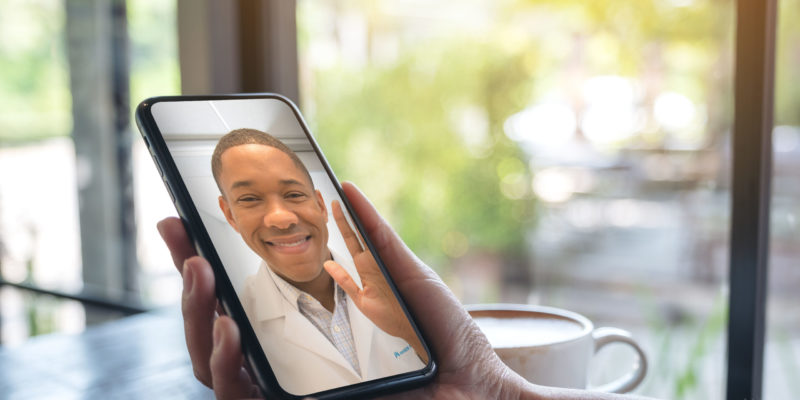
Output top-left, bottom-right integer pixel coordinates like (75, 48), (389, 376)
(241, 254), (425, 396)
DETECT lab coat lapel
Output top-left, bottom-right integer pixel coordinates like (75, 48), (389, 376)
(255, 258), (364, 380)
(248, 264), (284, 322)
(280, 298), (361, 378)
(348, 299), (375, 377)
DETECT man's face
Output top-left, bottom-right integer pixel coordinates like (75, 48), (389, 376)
(217, 144), (329, 284)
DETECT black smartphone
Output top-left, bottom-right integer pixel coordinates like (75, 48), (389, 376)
(135, 94), (436, 399)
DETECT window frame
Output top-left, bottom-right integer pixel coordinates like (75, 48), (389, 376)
(726, 0), (777, 398)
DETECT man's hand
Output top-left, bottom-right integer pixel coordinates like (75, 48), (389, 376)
(159, 182), (642, 400)
(322, 200), (427, 362)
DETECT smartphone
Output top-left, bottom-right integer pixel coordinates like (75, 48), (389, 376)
(135, 94), (436, 399)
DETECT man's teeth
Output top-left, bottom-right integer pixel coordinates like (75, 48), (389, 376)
(272, 238), (306, 247)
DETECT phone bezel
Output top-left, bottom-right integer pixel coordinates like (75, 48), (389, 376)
(135, 93), (437, 399)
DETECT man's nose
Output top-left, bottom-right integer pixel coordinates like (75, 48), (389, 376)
(263, 202), (298, 230)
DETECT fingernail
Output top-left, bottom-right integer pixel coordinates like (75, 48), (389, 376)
(183, 259), (195, 294)
(156, 220), (166, 238)
(213, 319), (223, 349)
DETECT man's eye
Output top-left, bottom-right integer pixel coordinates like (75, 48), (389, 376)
(238, 196), (259, 203)
(286, 192), (306, 200)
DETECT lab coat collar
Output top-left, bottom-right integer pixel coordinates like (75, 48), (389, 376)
(246, 248), (377, 377)
(246, 249), (371, 377)
(282, 306), (361, 376)
(247, 261), (290, 322)
(249, 247), (360, 323)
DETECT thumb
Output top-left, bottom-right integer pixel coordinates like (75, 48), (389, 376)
(210, 316), (257, 399)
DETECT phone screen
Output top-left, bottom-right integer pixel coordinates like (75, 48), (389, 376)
(141, 96), (433, 397)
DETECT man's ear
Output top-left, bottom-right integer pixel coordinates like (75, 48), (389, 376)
(315, 189), (328, 222)
(219, 195), (240, 233)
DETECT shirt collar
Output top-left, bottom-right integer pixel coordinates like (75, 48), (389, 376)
(267, 266), (304, 311)
(265, 248), (345, 312)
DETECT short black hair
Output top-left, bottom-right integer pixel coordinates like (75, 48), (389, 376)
(211, 128), (314, 194)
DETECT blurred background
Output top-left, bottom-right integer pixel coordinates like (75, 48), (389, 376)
(0, 0), (798, 398)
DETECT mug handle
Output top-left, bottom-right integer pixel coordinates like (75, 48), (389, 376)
(588, 327), (648, 393)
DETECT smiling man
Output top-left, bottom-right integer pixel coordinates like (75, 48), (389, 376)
(211, 128), (426, 395)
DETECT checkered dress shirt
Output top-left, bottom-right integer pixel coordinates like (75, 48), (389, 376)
(271, 274), (361, 375)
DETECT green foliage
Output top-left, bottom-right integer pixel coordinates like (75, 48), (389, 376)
(128, 0), (181, 103)
(673, 297), (727, 399)
(0, 0), (179, 144)
(0, 0), (70, 143)
(775, 0), (800, 125)
(300, 0), (749, 272)
(639, 287), (728, 399)
(310, 38), (539, 269)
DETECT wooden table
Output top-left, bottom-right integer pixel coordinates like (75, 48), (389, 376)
(0, 307), (214, 399)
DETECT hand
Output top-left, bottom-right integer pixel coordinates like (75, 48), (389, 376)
(322, 200), (426, 362)
(159, 182), (642, 400)
(157, 217), (261, 400)
(329, 183), (525, 399)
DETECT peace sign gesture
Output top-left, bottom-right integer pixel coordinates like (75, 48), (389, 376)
(323, 200), (427, 363)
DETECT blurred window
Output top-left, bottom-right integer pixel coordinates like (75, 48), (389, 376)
(0, 1), (795, 398)
(0, 0), (178, 345)
(297, 0), (797, 398)
(765, 0), (800, 397)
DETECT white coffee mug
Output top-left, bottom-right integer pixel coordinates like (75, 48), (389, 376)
(467, 304), (647, 393)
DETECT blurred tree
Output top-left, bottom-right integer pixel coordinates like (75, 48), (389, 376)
(0, 0), (179, 144)
(0, 0), (70, 143)
(298, 0), (743, 275)
(310, 39), (538, 272)
(774, 0), (800, 126)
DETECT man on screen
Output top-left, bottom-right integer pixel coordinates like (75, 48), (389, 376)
(211, 128), (426, 395)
